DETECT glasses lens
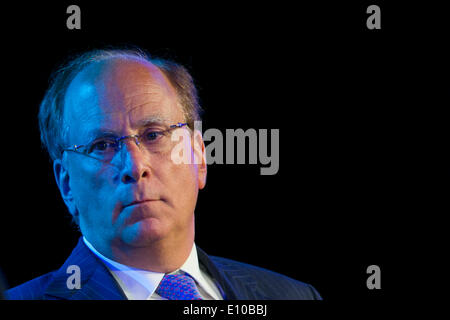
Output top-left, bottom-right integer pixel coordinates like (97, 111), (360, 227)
(74, 124), (187, 162)
(87, 138), (118, 160)
(141, 128), (169, 153)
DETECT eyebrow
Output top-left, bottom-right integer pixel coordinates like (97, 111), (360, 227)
(134, 115), (169, 128)
(86, 115), (170, 139)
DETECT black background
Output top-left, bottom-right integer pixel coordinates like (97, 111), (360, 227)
(0, 1), (442, 305)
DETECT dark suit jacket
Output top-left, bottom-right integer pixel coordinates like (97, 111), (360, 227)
(6, 237), (322, 300)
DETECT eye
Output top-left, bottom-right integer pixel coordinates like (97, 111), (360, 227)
(144, 130), (163, 142)
(88, 139), (117, 153)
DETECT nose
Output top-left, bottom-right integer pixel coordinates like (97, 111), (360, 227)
(119, 139), (150, 184)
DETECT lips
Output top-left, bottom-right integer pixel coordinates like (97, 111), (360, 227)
(124, 199), (158, 208)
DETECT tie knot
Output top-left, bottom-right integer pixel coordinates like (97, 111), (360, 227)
(156, 273), (203, 300)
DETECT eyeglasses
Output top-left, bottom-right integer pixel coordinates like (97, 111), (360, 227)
(62, 122), (188, 163)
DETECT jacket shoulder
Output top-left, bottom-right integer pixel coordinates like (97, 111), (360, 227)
(5, 272), (55, 300)
(209, 255), (322, 300)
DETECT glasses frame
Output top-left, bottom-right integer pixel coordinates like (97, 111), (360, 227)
(61, 122), (188, 162)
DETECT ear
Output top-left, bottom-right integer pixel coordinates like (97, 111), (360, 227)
(53, 158), (79, 224)
(192, 129), (207, 189)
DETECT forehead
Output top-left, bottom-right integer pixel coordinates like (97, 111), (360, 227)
(63, 58), (182, 138)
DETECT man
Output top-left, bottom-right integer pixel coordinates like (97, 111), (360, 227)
(6, 48), (321, 300)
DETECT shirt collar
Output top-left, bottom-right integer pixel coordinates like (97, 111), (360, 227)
(82, 237), (215, 300)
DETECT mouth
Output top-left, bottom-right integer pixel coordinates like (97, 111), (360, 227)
(123, 199), (159, 209)
(122, 199), (161, 225)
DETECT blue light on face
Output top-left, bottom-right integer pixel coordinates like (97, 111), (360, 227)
(78, 83), (95, 99)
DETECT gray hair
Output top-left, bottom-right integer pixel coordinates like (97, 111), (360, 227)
(38, 48), (203, 161)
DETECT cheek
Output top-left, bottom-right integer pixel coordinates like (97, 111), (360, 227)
(69, 162), (118, 216)
(164, 163), (199, 208)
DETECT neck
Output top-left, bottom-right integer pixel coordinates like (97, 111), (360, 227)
(113, 235), (194, 273)
(86, 228), (195, 273)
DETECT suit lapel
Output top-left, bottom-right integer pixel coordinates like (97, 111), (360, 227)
(44, 237), (126, 300)
(196, 246), (270, 300)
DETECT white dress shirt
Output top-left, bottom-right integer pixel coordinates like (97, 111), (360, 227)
(83, 237), (223, 300)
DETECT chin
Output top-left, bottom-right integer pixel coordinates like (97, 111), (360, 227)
(121, 217), (169, 246)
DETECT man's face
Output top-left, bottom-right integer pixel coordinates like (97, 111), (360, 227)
(57, 59), (206, 254)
